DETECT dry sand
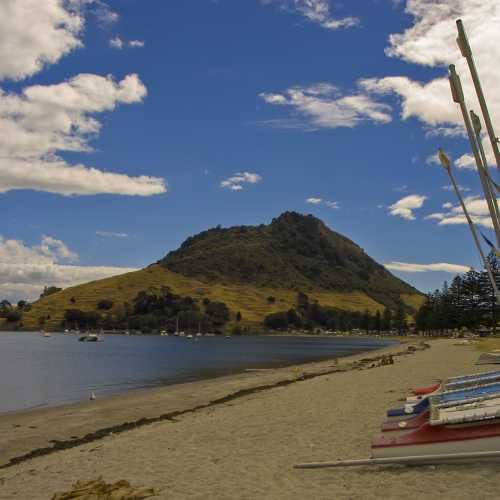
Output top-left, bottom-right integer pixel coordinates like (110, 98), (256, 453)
(1, 339), (499, 500)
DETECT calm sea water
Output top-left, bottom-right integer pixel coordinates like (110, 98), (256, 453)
(0, 332), (395, 414)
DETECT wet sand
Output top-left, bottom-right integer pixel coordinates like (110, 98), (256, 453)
(1, 339), (498, 499)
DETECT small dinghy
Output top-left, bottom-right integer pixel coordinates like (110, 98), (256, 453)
(79, 333), (103, 342)
(387, 381), (500, 417)
(405, 370), (500, 406)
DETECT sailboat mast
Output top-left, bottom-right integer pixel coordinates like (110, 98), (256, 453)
(456, 20), (500, 174)
(439, 149), (500, 305)
(448, 65), (500, 247)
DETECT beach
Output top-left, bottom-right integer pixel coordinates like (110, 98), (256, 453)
(1, 339), (499, 499)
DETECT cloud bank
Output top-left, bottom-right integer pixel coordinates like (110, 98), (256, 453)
(385, 261), (470, 274)
(360, 0), (500, 153)
(0, 235), (136, 302)
(426, 195), (495, 228)
(260, 83), (392, 130)
(0, 1), (166, 197)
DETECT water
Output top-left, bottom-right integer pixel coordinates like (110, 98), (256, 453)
(0, 332), (395, 414)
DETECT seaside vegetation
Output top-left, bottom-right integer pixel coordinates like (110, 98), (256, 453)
(15, 265), (390, 331)
(415, 254), (500, 334)
(264, 292), (408, 334)
(63, 287), (231, 334)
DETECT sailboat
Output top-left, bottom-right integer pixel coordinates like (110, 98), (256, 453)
(196, 321), (203, 337)
(294, 20), (500, 469)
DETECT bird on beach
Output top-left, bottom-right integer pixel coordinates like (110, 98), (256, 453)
(90, 392), (96, 401)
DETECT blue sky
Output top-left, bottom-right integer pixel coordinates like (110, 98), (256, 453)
(1, 0), (499, 301)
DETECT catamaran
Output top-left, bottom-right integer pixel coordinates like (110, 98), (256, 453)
(295, 19), (500, 469)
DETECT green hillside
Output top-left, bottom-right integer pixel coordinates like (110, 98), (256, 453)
(161, 212), (419, 309)
(19, 212), (423, 331)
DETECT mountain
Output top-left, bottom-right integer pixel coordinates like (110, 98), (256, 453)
(160, 212), (419, 309)
(20, 212), (422, 330)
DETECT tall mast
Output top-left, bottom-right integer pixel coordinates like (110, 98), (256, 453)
(448, 65), (500, 246)
(456, 20), (500, 173)
(439, 149), (500, 305)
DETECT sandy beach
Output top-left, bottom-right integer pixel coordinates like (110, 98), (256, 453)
(1, 339), (499, 499)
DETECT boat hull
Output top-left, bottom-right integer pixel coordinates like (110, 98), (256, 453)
(372, 422), (500, 459)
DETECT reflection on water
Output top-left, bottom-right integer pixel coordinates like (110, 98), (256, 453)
(0, 332), (395, 414)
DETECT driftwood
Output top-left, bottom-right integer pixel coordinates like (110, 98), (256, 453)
(51, 477), (158, 500)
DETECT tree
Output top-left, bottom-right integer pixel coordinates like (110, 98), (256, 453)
(361, 310), (371, 333)
(286, 308), (302, 328)
(296, 292), (310, 313)
(0, 300), (12, 317)
(6, 311), (21, 322)
(382, 308), (392, 332)
(97, 299), (114, 311)
(40, 286), (62, 299)
(264, 312), (289, 330)
(374, 310), (382, 334)
(394, 300), (407, 335)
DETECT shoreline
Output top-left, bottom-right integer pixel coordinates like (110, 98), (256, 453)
(0, 339), (408, 470)
(0, 332), (397, 416)
(3, 339), (497, 499)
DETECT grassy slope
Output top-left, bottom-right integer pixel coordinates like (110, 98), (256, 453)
(400, 293), (426, 311)
(20, 264), (402, 331)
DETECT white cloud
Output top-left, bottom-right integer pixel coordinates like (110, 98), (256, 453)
(442, 184), (471, 192)
(109, 36), (124, 49)
(388, 194), (427, 220)
(306, 197), (322, 205)
(110, 37), (145, 50)
(455, 153), (476, 170)
(129, 40), (145, 48)
(306, 197), (339, 209)
(259, 83), (392, 130)
(359, 0), (500, 149)
(427, 150), (482, 171)
(385, 261), (470, 274)
(426, 195), (495, 228)
(325, 201), (339, 209)
(0, 0), (84, 81)
(426, 153), (440, 166)
(0, 235), (136, 301)
(91, 0), (119, 26)
(96, 231), (129, 238)
(221, 172), (262, 191)
(0, 73), (166, 196)
(261, 0), (359, 30)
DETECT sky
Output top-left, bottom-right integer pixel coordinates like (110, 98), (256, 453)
(1, 0), (500, 302)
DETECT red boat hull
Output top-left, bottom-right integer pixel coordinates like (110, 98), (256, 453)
(412, 383), (441, 396)
(372, 421), (500, 459)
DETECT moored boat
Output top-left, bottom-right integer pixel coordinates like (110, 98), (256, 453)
(78, 333), (103, 342)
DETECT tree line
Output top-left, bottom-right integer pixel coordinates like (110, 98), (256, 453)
(415, 254), (500, 334)
(64, 286), (231, 333)
(264, 292), (408, 333)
